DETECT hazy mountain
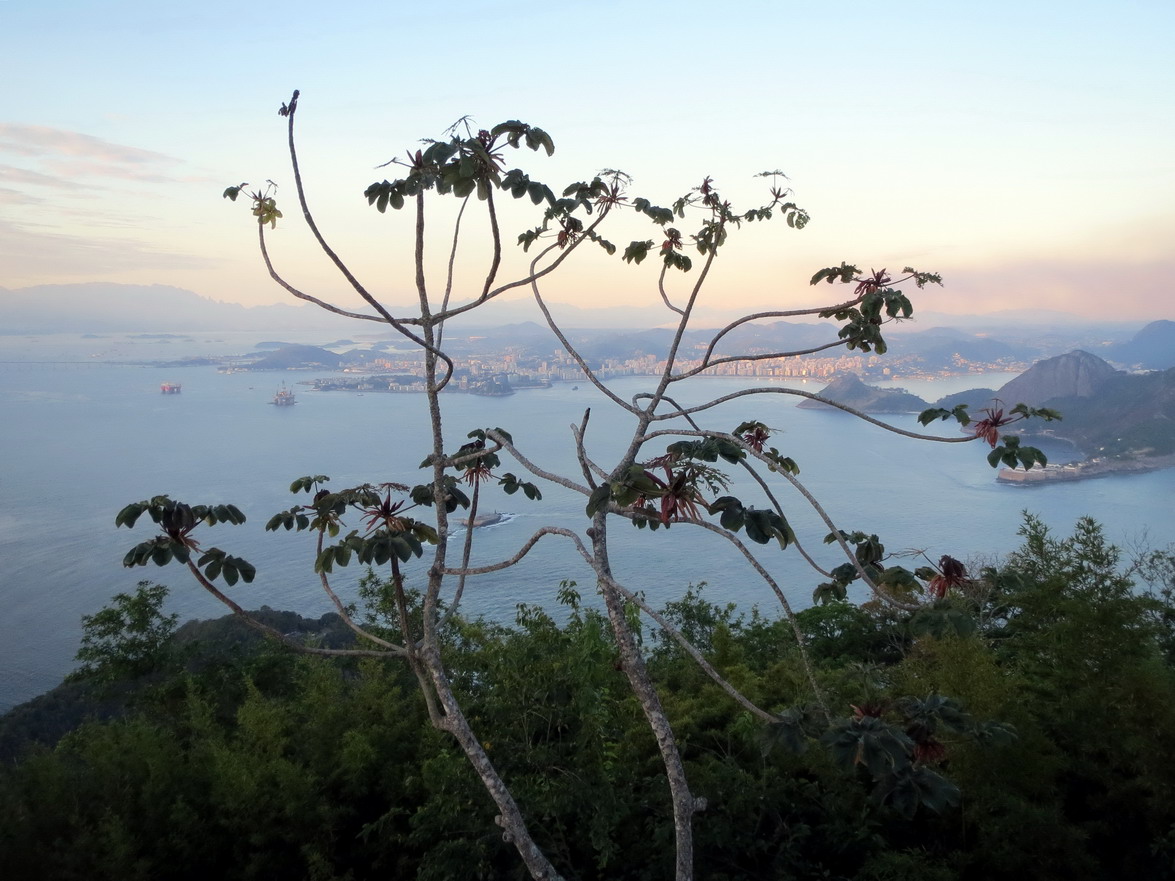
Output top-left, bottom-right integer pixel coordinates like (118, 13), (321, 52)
(898, 327), (1028, 369)
(797, 374), (929, 413)
(1105, 320), (1175, 370)
(0, 283), (349, 334)
(2, 283), (1166, 368)
(1042, 367), (1175, 456)
(933, 387), (1001, 410)
(996, 350), (1121, 404)
(813, 349), (1175, 458)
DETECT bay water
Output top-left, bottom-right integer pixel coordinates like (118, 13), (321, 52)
(2, 332), (1172, 712)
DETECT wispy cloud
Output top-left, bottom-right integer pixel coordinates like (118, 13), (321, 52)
(0, 125), (203, 274)
(0, 125), (182, 186)
(0, 124), (174, 166)
(0, 186), (43, 206)
(0, 218), (213, 284)
(0, 163), (83, 188)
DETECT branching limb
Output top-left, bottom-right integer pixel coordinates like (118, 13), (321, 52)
(672, 338), (852, 380)
(598, 572), (781, 725)
(417, 639), (565, 881)
(435, 195), (471, 351)
(256, 226), (387, 323)
(590, 516), (699, 881)
(524, 221), (643, 415)
(441, 526), (592, 577)
(643, 388), (980, 443)
(479, 186), (503, 298)
(445, 477), (481, 620)
(571, 409), (603, 487)
(657, 262), (686, 316)
(390, 556), (444, 725)
(642, 235), (722, 416)
(626, 511), (831, 723)
(313, 530), (405, 652)
(485, 428), (591, 496)
(748, 449), (920, 613)
(278, 92), (456, 389)
(694, 296), (869, 367)
(434, 199), (615, 323)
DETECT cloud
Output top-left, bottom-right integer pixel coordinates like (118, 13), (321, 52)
(0, 186), (43, 206)
(0, 124), (174, 166)
(0, 163), (82, 188)
(0, 125), (182, 186)
(0, 125), (202, 264)
(0, 218), (213, 284)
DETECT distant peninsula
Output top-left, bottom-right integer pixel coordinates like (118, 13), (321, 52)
(796, 374), (930, 412)
(804, 351), (1175, 483)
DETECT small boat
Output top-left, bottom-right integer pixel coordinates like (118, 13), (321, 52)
(160, 382), (181, 394)
(461, 512), (504, 528)
(271, 383), (296, 406)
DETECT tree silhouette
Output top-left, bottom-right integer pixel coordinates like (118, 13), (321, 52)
(120, 90), (1055, 880)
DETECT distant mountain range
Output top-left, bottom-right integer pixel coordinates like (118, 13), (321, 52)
(811, 349), (1175, 459)
(3, 283), (1172, 373)
(0, 283), (347, 334)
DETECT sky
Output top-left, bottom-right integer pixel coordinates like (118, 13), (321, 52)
(2, 0), (1173, 323)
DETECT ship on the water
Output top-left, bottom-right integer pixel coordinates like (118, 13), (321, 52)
(271, 384), (296, 406)
(160, 382), (181, 394)
(461, 512), (504, 528)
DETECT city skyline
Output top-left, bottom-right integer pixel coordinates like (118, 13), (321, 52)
(2, 1), (1173, 322)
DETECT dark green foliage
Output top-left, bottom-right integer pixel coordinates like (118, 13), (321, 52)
(5, 518), (1175, 878)
(72, 581), (179, 683)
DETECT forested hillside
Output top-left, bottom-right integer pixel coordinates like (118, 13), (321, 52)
(3, 518), (1173, 880)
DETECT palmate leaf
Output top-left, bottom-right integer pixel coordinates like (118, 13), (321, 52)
(265, 507), (311, 532)
(289, 475), (330, 494)
(631, 197), (674, 225)
(871, 765), (960, 818)
(196, 548), (256, 585)
(123, 536), (189, 568)
(665, 438), (744, 465)
(897, 694), (972, 735)
(410, 478), (470, 512)
(810, 262), (860, 285)
(708, 495), (745, 531)
(763, 448), (799, 475)
(918, 404), (971, 427)
(987, 435), (1048, 470)
(812, 581), (848, 605)
(500, 473), (542, 500)
(822, 716), (914, 777)
(115, 501), (148, 529)
(586, 483), (612, 517)
(708, 497), (794, 548)
(761, 708), (810, 757)
(623, 240), (653, 265)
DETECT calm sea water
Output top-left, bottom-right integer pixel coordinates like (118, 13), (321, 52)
(2, 332), (1172, 711)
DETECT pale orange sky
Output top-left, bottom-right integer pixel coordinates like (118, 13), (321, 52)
(2, 0), (1173, 322)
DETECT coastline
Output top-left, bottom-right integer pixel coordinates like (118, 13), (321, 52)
(998, 453), (1175, 484)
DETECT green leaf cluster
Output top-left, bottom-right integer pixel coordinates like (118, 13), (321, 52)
(10, 518), (1175, 878)
(315, 528), (427, 574)
(708, 497), (794, 547)
(363, 121), (555, 213)
(988, 435), (1048, 470)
